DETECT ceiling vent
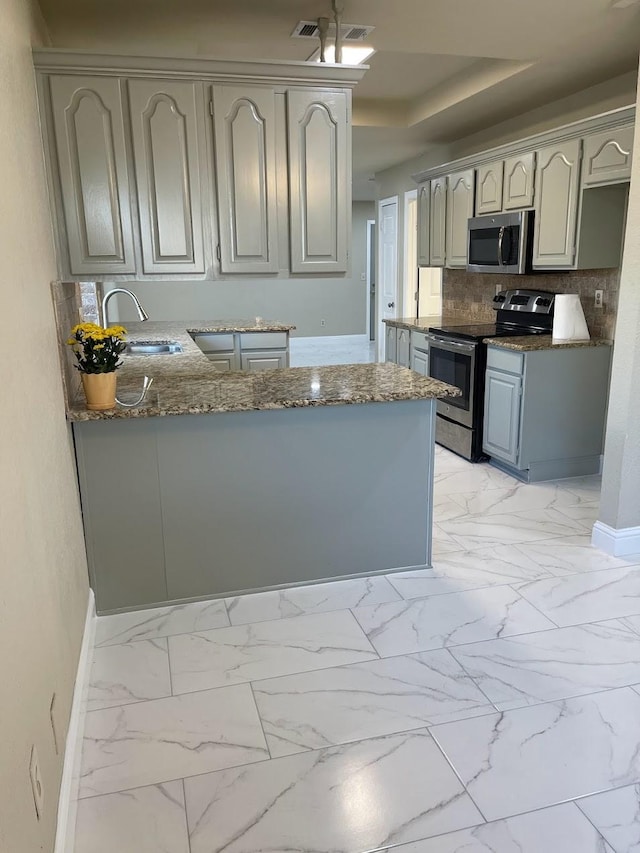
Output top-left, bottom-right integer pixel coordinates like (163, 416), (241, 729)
(291, 21), (375, 42)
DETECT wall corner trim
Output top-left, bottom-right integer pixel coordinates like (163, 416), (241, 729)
(54, 589), (96, 853)
(592, 520), (640, 557)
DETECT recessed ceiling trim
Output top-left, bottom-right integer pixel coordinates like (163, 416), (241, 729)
(291, 21), (375, 42)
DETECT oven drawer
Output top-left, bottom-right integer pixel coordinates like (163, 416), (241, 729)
(486, 346), (524, 375)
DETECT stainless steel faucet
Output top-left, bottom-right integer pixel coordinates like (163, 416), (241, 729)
(101, 288), (149, 326)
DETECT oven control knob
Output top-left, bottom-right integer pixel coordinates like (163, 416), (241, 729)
(493, 294), (506, 303)
(536, 297), (551, 307)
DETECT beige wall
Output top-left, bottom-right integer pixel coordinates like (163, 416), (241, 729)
(599, 67), (640, 532)
(0, 1), (90, 851)
(111, 201), (376, 337)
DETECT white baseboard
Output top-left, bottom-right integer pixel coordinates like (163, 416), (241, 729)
(55, 589), (96, 853)
(592, 521), (640, 557)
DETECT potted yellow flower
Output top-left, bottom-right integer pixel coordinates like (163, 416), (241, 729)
(67, 323), (127, 410)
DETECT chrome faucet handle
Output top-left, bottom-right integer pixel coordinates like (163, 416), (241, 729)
(115, 376), (154, 408)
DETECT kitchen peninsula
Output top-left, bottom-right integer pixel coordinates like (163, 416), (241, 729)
(67, 321), (458, 613)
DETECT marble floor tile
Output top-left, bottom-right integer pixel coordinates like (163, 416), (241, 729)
(94, 600), (229, 647)
(431, 687), (640, 821)
(433, 494), (470, 523)
(387, 545), (552, 599)
(88, 639), (171, 711)
(439, 508), (591, 550)
(74, 781), (190, 853)
(252, 649), (496, 757)
(556, 502), (601, 526)
(577, 783), (640, 853)
(450, 620), (640, 710)
(79, 685), (268, 798)
(352, 586), (555, 657)
(434, 465), (517, 496)
(512, 535), (638, 576)
(515, 566), (640, 626)
(449, 483), (598, 517)
(381, 802), (613, 853)
(184, 729), (484, 853)
(432, 524), (467, 557)
(168, 610), (377, 694)
(225, 575), (400, 626)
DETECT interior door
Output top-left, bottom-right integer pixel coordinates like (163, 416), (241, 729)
(377, 197), (398, 361)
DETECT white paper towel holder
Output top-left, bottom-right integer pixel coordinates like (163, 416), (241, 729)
(552, 293), (590, 343)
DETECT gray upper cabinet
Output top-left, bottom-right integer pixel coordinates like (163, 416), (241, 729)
(128, 79), (205, 274)
(446, 169), (474, 268)
(429, 176), (447, 267)
(49, 75), (135, 275)
(532, 139), (582, 268)
(417, 182), (430, 266)
(475, 161), (503, 215)
(287, 89), (349, 274)
(503, 152), (535, 210)
(212, 86), (279, 274)
(582, 126), (634, 187)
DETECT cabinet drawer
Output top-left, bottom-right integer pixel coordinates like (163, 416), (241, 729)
(240, 332), (288, 350)
(241, 350), (287, 371)
(193, 333), (235, 352)
(411, 331), (430, 352)
(486, 346), (524, 374)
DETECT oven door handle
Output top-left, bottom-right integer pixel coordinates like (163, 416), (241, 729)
(427, 334), (476, 354)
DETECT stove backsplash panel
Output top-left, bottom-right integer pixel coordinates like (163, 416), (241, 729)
(442, 268), (619, 340)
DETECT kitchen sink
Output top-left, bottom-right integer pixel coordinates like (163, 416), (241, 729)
(124, 340), (183, 355)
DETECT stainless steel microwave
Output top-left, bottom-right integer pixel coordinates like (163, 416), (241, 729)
(467, 209), (534, 274)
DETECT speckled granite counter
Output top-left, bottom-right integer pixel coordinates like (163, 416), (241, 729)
(382, 316), (443, 332)
(67, 320), (459, 421)
(484, 335), (612, 351)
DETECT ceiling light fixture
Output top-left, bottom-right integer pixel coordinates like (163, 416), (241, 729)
(308, 44), (375, 64)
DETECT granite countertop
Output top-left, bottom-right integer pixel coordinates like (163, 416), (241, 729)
(67, 321), (460, 421)
(484, 335), (613, 351)
(382, 316), (442, 332)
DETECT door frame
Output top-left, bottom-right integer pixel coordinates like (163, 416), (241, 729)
(365, 218), (375, 340)
(403, 189), (418, 320)
(377, 195), (399, 362)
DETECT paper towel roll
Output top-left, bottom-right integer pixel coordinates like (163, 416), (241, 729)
(552, 294), (590, 342)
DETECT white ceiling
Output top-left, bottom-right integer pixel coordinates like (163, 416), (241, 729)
(38, 0), (640, 190)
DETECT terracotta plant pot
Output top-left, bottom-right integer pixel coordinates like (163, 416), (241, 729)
(81, 372), (117, 410)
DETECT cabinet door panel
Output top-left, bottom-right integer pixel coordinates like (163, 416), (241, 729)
(385, 325), (397, 363)
(241, 351), (287, 371)
(417, 183), (430, 266)
(288, 90), (348, 273)
(583, 126), (633, 186)
(397, 328), (410, 367)
(483, 368), (522, 465)
(213, 86), (278, 273)
(411, 349), (428, 376)
(503, 152), (535, 210)
(429, 177), (447, 266)
(533, 140), (581, 268)
(446, 169), (475, 268)
(50, 75), (135, 274)
(129, 80), (205, 273)
(476, 161), (503, 214)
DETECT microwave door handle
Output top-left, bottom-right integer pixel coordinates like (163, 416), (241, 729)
(497, 226), (505, 266)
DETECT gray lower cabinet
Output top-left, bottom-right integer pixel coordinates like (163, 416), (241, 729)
(410, 330), (429, 376)
(385, 325), (397, 363)
(396, 328), (410, 368)
(192, 330), (289, 370)
(483, 344), (612, 481)
(74, 400), (435, 612)
(483, 367), (522, 466)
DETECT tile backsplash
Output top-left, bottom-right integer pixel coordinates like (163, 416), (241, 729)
(442, 268), (620, 340)
(50, 281), (103, 402)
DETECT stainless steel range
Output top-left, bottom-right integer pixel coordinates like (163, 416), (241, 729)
(427, 289), (555, 461)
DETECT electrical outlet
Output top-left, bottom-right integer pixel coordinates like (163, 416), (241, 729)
(594, 289), (604, 309)
(320, 319), (326, 327)
(360, 272), (366, 281)
(29, 746), (44, 820)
